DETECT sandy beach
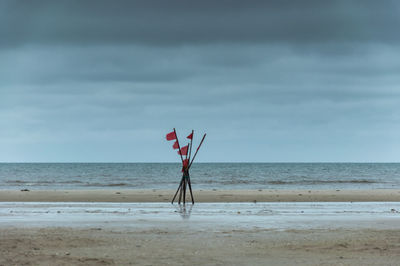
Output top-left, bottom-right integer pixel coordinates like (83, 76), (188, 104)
(1, 189), (400, 202)
(1, 190), (400, 265)
(1, 201), (400, 265)
(2, 227), (400, 265)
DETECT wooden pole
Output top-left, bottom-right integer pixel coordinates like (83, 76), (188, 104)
(183, 176), (187, 204)
(172, 128), (184, 204)
(171, 177), (183, 204)
(188, 133), (206, 169)
(187, 130), (194, 163)
(174, 128), (184, 164)
(187, 175), (194, 204)
(182, 140), (190, 205)
(183, 131), (195, 204)
(178, 178), (183, 204)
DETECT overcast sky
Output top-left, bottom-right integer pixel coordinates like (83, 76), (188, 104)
(1, 0), (400, 162)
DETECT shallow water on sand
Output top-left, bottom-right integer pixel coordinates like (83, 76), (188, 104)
(1, 202), (400, 230)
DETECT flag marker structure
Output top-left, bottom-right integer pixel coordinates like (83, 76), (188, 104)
(166, 128), (206, 205)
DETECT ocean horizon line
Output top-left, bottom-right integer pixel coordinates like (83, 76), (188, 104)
(1, 161), (400, 164)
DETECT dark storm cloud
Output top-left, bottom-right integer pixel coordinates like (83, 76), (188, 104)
(1, 1), (400, 162)
(1, 0), (400, 47)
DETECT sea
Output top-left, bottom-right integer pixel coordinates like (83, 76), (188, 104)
(1, 163), (400, 190)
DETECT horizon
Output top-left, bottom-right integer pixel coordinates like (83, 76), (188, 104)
(1, 161), (399, 164)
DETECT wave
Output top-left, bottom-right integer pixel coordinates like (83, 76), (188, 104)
(267, 179), (376, 185)
(60, 180), (84, 184)
(5, 180), (83, 185)
(5, 180), (27, 184)
(83, 182), (130, 187)
(196, 179), (377, 186)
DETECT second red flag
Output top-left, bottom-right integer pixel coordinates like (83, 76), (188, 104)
(172, 141), (179, 150)
(178, 145), (188, 156)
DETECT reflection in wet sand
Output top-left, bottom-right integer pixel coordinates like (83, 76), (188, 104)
(175, 204), (193, 219)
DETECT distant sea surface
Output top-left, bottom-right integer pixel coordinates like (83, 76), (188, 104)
(1, 163), (400, 190)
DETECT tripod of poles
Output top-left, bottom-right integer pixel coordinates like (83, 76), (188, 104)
(166, 128), (206, 205)
(171, 169), (194, 204)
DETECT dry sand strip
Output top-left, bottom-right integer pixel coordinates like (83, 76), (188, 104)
(1, 189), (400, 202)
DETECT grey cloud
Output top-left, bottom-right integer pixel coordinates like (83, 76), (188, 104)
(1, 1), (400, 48)
(2, 43), (400, 109)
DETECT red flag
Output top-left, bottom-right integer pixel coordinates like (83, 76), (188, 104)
(172, 141), (179, 150)
(181, 158), (189, 172)
(166, 131), (176, 141)
(178, 145), (188, 156)
(186, 132), (193, 140)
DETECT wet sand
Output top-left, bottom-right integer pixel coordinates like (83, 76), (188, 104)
(1, 189), (400, 202)
(1, 202), (400, 265)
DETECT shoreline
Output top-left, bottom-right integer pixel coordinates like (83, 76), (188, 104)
(1, 189), (400, 202)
